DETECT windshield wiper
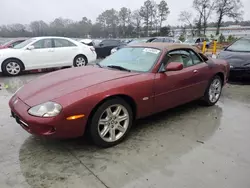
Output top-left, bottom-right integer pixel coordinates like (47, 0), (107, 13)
(107, 65), (131, 72)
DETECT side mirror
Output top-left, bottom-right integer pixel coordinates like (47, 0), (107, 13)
(165, 62), (184, 71)
(26, 45), (35, 50)
(8, 44), (14, 48)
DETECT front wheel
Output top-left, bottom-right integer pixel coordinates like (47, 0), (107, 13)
(89, 98), (133, 147)
(2, 59), (22, 76)
(202, 76), (222, 106)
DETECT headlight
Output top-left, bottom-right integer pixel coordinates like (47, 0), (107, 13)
(28, 102), (62, 117)
(111, 48), (117, 54)
(230, 65), (234, 69)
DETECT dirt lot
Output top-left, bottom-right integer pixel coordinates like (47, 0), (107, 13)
(0, 71), (250, 188)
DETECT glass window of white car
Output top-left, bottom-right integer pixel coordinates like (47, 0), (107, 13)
(54, 39), (76, 48)
(13, 38), (36, 49)
(99, 47), (161, 72)
(33, 39), (53, 49)
(226, 38), (250, 52)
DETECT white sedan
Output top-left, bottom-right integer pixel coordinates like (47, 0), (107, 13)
(0, 37), (97, 76)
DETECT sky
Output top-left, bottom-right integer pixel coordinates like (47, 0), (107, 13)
(1, 0), (249, 26)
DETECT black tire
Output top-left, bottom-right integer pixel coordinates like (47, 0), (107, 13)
(202, 75), (222, 106)
(73, 55), (88, 67)
(89, 98), (133, 148)
(2, 59), (23, 76)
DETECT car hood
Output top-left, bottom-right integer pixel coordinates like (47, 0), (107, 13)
(16, 66), (139, 106)
(0, 48), (21, 56)
(218, 50), (250, 67)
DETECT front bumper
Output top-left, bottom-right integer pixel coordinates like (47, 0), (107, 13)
(9, 96), (87, 139)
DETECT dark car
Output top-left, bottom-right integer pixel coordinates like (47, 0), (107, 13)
(217, 37), (250, 79)
(0, 38), (27, 49)
(95, 39), (123, 58)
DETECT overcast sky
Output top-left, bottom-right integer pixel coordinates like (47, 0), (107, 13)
(1, 0), (249, 26)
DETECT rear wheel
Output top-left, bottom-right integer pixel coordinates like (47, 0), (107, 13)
(2, 59), (22, 76)
(202, 75), (222, 106)
(89, 98), (133, 147)
(73, 55), (87, 67)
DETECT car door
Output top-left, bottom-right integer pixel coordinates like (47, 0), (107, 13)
(103, 40), (120, 56)
(53, 38), (78, 66)
(21, 38), (54, 69)
(153, 50), (204, 113)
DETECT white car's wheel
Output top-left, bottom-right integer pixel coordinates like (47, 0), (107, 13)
(2, 59), (22, 76)
(73, 55), (87, 67)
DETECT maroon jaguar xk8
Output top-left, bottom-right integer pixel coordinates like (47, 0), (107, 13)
(9, 43), (230, 147)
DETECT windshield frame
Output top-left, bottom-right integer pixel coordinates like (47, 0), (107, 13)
(99, 46), (162, 73)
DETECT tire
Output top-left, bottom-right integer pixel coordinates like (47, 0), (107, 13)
(202, 75), (222, 106)
(89, 98), (133, 148)
(73, 55), (87, 67)
(2, 59), (22, 76)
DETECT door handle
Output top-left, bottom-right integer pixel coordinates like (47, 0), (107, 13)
(48, 49), (54, 52)
(193, 70), (198, 73)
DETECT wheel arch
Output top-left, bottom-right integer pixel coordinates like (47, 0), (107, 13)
(1, 57), (25, 72)
(215, 72), (225, 85)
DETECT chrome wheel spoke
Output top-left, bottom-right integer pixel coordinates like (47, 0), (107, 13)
(109, 128), (116, 141)
(100, 126), (110, 137)
(114, 106), (122, 117)
(117, 115), (128, 123)
(106, 108), (113, 118)
(116, 125), (126, 133)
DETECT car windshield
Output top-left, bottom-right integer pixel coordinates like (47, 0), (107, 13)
(99, 47), (161, 72)
(226, 38), (250, 52)
(13, 38), (36, 49)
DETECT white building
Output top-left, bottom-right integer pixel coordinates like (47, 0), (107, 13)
(173, 25), (250, 39)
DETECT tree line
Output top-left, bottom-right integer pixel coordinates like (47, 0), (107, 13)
(0, 0), (245, 38)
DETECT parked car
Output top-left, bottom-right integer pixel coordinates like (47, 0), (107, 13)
(184, 37), (211, 48)
(95, 39), (124, 58)
(151, 37), (182, 43)
(111, 37), (157, 54)
(0, 36), (97, 76)
(217, 37), (250, 78)
(9, 43), (229, 147)
(0, 38), (27, 49)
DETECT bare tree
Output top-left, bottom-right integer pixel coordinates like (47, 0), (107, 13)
(214, 0), (243, 35)
(193, 0), (214, 35)
(132, 10), (142, 37)
(119, 7), (132, 37)
(140, 0), (154, 36)
(158, 0), (170, 29)
(179, 11), (195, 36)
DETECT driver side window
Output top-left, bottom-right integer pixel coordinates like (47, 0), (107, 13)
(33, 39), (53, 49)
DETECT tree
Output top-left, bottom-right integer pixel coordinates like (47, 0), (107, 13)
(193, 0), (214, 35)
(160, 26), (170, 36)
(97, 9), (119, 37)
(214, 0), (243, 35)
(158, 0), (170, 29)
(140, 0), (154, 36)
(132, 10), (142, 37)
(179, 11), (195, 36)
(119, 7), (132, 37)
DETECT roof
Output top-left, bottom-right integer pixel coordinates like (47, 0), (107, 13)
(129, 42), (201, 53)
